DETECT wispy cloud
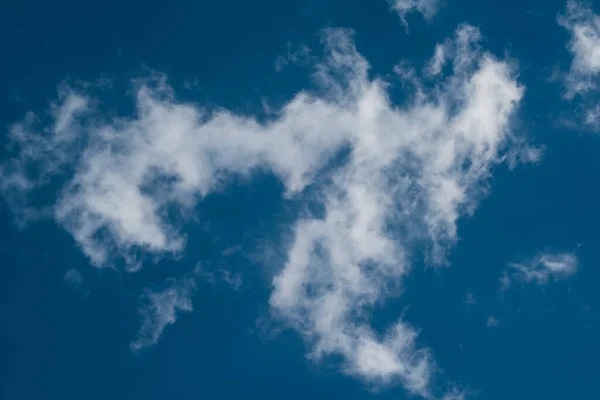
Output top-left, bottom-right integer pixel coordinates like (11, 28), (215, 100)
(63, 268), (84, 287)
(389, 0), (440, 28)
(0, 87), (89, 223)
(442, 389), (469, 400)
(501, 252), (579, 289)
(63, 268), (90, 297)
(130, 275), (196, 352)
(557, 1), (600, 130)
(486, 315), (499, 328)
(2, 75), (355, 267)
(559, 1), (600, 99)
(199, 264), (243, 291)
(270, 25), (533, 397)
(464, 292), (476, 306)
(275, 42), (312, 72)
(0, 23), (537, 397)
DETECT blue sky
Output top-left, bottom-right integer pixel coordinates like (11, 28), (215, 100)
(1, 0), (599, 399)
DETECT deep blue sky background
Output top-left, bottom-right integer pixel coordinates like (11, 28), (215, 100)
(1, 0), (599, 399)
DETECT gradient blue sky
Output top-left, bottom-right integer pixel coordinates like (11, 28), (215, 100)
(1, 1), (599, 399)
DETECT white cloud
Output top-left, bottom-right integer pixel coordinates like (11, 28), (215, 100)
(390, 0), (440, 28)
(130, 276), (196, 351)
(270, 25), (530, 397)
(2, 73), (354, 266)
(0, 24), (536, 397)
(426, 44), (447, 76)
(584, 103), (600, 125)
(559, 1), (600, 99)
(199, 264), (243, 291)
(0, 88), (89, 223)
(502, 252), (579, 289)
(486, 315), (499, 328)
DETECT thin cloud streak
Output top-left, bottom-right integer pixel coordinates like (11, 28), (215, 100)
(502, 252), (579, 289)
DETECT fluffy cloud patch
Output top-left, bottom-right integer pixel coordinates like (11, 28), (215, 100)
(1, 24), (536, 397)
(557, 1), (600, 130)
(269, 25), (530, 397)
(2, 76), (354, 267)
(559, 1), (600, 99)
(501, 252), (579, 289)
